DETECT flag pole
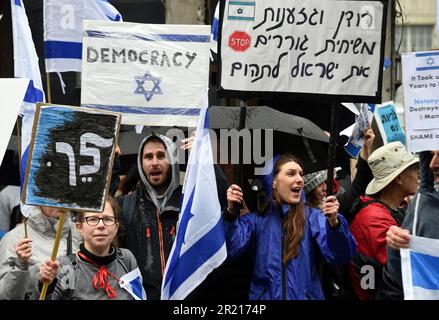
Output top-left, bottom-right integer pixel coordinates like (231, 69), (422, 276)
(235, 99), (247, 186)
(16, 118), (27, 237)
(39, 210), (67, 300)
(326, 102), (340, 196)
(46, 73), (52, 103)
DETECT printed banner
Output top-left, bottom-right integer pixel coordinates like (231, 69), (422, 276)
(374, 101), (406, 145)
(22, 104), (121, 212)
(402, 51), (439, 152)
(219, 0), (385, 102)
(81, 21), (211, 126)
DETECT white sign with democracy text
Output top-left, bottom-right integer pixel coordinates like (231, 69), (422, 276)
(81, 21), (211, 126)
(219, 0), (385, 100)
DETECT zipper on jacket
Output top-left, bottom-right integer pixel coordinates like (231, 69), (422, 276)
(169, 225), (175, 242)
(280, 213), (286, 300)
(156, 209), (166, 276)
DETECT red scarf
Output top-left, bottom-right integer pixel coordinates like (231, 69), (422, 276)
(77, 252), (123, 299)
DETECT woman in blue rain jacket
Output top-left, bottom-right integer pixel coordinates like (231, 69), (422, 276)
(223, 154), (356, 300)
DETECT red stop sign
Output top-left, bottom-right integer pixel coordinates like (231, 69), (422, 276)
(228, 31), (251, 52)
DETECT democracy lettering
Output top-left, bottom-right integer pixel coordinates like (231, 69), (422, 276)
(87, 47), (197, 69)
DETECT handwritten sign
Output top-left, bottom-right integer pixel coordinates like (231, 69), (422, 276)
(344, 103), (375, 158)
(218, 0), (385, 102)
(402, 51), (439, 152)
(22, 104), (121, 212)
(81, 21), (211, 127)
(375, 101), (405, 145)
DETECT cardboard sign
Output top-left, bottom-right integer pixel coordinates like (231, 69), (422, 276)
(402, 51), (439, 152)
(81, 21), (211, 127)
(218, 0), (386, 103)
(0, 78), (29, 165)
(22, 104), (121, 212)
(375, 101), (406, 145)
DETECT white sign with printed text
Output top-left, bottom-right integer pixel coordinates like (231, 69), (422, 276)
(81, 21), (211, 126)
(402, 51), (439, 152)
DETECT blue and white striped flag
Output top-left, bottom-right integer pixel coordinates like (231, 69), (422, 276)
(44, 0), (122, 72)
(161, 95), (227, 300)
(119, 267), (147, 300)
(210, 3), (219, 60)
(11, 0), (46, 216)
(401, 235), (439, 299)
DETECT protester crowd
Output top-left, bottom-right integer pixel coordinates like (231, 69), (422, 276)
(0, 124), (438, 301)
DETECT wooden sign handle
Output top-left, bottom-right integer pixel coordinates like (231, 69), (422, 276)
(39, 210), (67, 300)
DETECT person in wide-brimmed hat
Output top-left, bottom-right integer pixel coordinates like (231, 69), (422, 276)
(349, 141), (419, 300)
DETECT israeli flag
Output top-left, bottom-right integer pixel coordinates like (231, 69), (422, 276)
(119, 267), (147, 300)
(401, 235), (439, 299)
(210, 3), (219, 60)
(161, 95), (227, 300)
(227, 1), (256, 21)
(11, 0), (46, 216)
(44, 0), (122, 72)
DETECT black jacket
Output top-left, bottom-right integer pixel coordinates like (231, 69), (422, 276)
(119, 183), (181, 300)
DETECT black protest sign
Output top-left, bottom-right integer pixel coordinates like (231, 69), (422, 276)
(218, 0), (387, 103)
(22, 104), (121, 212)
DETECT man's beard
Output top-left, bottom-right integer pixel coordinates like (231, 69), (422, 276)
(433, 170), (439, 192)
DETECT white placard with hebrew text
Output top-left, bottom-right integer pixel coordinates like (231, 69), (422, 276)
(219, 0), (385, 101)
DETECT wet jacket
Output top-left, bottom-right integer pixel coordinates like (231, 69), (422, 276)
(118, 134), (181, 300)
(0, 207), (80, 299)
(349, 196), (404, 300)
(377, 151), (439, 300)
(223, 201), (356, 300)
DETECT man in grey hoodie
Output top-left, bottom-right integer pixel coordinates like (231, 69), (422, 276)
(118, 133), (181, 300)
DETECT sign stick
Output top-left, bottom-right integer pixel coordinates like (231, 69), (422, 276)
(46, 73), (52, 103)
(326, 103), (340, 196)
(39, 210), (67, 300)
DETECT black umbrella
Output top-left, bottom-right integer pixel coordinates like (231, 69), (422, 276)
(208, 105), (343, 175)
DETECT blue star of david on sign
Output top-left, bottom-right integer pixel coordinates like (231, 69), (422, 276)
(426, 57), (435, 66)
(134, 71), (163, 102)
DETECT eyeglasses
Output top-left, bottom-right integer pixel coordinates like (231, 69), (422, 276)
(83, 216), (117, 226)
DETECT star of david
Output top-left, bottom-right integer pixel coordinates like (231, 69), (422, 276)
(237, 8), (244, 14)
(426, 57), (435, 66)
(134, 71), (163, 102)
